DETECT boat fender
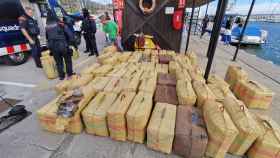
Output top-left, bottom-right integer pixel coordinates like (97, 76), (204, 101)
(173, 9), (184, 30)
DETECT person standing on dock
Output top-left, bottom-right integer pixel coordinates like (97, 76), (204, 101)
(45, 10), (75, 80)
(200, 15), (209, 38)
(81, 8), (99, 56)
(100, 15), (118, 45)
(19, 7), (42, 68)
(224, 16), (233, 45)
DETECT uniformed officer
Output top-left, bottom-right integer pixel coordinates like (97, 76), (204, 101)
(81, 8), (99, 56)
(19, 7), (42, 68)
(45, 10), (74, 80)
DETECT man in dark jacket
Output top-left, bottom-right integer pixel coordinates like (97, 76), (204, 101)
(19, 7), (42, 68)
(81, 8), (98, 56)
(45, 10), (74, 80)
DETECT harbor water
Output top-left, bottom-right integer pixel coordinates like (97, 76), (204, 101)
(243, 22), (280, 65)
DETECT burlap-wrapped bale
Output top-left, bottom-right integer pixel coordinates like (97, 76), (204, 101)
(128, 52), (142, 63)
(123, 63), (140, 79)
(175, 68), (192, 82)
(188, 68), (205, 83)
(187, 52), (198, 66)
(141, 62), (155, 71)
(208, 84), (229, 102)
(169, 61), (181, 75)
(223, 96), (261, 156)
(208, 74), (230, 94)
(225, 65), (248, 90)
(176, 80), (197, 106)
(192, 81), (216, 109)
(157, 73), (177, 87)
(156, 64), (168, 74)
(107, 63), (128, 78)
(102, 54), (120, 65)
(247, 115), (280, 158)
(173, 106), (208, 158)
(88, 76), (110, 92)
(55, 74), (93, 93)
(102, 45), (117, 54)
(104, 77), (127, 94)
(147, 103), (176, 154)
(139, 75), (157, 94)
(124, 70), (143, 92)
(92, 64), (113, 77)
(140, 70), (157, 80)
(81, 63), (100, 75)
(203, 100), (239, 158)
(154, 85), (179, 105)
(82, 92), (118, 136)
(126, 91), (153, 143)
(118, 52), (132, 62)
(233, 80), (274, 109)
(107, 91), (136, 141)
(40, 55), (58, 79)
(37, 85), (97, 134)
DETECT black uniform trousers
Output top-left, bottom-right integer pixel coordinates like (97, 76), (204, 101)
(30, 37), (42, 67)
(51, 48), (73, 79)
(84, 33), (98, 56)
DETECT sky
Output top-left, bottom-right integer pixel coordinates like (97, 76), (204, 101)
(90, 0), (280, 15)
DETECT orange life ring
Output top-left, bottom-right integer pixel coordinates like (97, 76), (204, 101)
(139, 0), (156, 14)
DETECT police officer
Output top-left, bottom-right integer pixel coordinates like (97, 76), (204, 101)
(81, 8), (99, 56)
(19, 7), (42, 68)
(45, 10), (74, 80)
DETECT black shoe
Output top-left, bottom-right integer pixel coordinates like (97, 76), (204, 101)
(95, 52), (99, 57)
(84, 50), (89, 53)
(59, 76), (65, 80)
(89, 53), (94, 56)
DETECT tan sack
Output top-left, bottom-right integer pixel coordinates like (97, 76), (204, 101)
(81, 63), (100, 75)
(169, 61), (181, 75)
(40, 55), (58, 79)
(175, 68), (192, 82)
(82, 92), (118, 136)
(88, 76), (111, 92)
(208, 84), (229, 102)
(147, 103), (176, 154)
(203, 100), (239, 158)
(192, 81), (216, 109)
(92, 64), (113, 77)
(55, 74), (93, 93)
(37, 84), (97, 134)
(223, 96), (261, 156)
(107, 91), (136, 141)
(126, 91), (153, 143)
(233, 80), (274, 109)
(225, 65), (248, 90)
(124, 70), (143, 92)
(176, 80), (197, 106)
(208, 74), (230, 94)
(139, 75), (157, 94)
(156, 64), (168, 74)
(187, 51), (198, 66)
(247, 115), (280, 158)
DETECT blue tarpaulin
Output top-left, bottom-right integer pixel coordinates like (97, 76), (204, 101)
(232, 26), (261, 37)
